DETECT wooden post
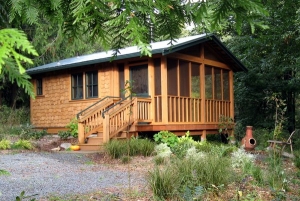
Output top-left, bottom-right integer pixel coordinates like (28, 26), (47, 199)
(148, 58), (155, 121)
(200, 63), (205, 123)
(103, 114), (110, 143)
(201, 130), (207, 141)
(229, 70), (234, 118)
(161, 57), (168, 123)
(78, 122), (85, 144)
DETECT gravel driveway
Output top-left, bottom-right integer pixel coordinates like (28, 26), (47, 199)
(0, 152), (146, 201)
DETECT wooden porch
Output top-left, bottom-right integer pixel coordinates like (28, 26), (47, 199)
(77, 96), (231, 150)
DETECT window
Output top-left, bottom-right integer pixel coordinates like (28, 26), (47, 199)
(36, 78), (43, 95)
(71, 73), (83, 100)
(86, 71), (98, 98)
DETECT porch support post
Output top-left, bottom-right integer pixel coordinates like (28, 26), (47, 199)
(78, 122), (85, 144)
(148, 58), (155, 121)
(103, 114), (110, 143)
(200, 63), (205, 123)
(229, 71), (234, 118)
(161, 56), (168, 123)
(201, 130), (207, 141)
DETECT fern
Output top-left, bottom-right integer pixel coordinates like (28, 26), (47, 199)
(0, 29), (37, 98)
(0, 29), (38, 74)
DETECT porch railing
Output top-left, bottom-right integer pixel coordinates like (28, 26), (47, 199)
(168, 96), (202, 123)
(154, 95), (231, 124)
(205, 99), (231, 123)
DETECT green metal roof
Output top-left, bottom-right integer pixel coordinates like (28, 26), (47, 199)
(27, 33), (247, 75)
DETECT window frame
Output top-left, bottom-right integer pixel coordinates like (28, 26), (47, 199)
(85, 71), (98, 99)
(36, 78), (43, 96)
(71, 73), (84, 100)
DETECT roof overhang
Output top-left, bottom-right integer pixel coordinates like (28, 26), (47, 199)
(27, 33), (247, 75)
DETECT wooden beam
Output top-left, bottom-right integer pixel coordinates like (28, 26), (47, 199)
(168, 52), (231, 70)
(136, 123), (219, 132)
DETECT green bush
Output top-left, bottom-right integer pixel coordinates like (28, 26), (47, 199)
(20, 129), (47, 140)
(58, 130), (72, 140)
(0, 139), (11, 149)
(12, 139), (33, 150)
(153, 130), (178, 147)
(171, 131), (196, 158)
(66, 118), (78, 138)
(135, 138), (155, 156)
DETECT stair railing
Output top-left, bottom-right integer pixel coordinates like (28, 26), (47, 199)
(77, 96), (120, 119)
(102, 97), (137, 142)
(77, 96), (121, 144)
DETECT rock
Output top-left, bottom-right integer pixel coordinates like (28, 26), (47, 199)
(60, 143), (72, 149)
(51, 146), (61, 151)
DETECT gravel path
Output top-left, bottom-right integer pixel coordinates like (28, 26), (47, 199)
(0, 152), (146, 201)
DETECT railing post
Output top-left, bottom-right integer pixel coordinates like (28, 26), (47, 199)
(103, 114), (110, 143)
(133, 98), (137, 122)
(78, 122), (85, 144)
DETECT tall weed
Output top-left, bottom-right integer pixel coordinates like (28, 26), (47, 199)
(104, 138), (155, 159)
(148, 151), (233, 200)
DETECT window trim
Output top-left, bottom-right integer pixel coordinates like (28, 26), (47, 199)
(36, 78), (43, 96)
(71, 73), (84, 100)
(85, 71), (98, 99)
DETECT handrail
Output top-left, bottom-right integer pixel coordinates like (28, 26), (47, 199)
(101, 95), (132, 118)
(76, 96), (120, 119)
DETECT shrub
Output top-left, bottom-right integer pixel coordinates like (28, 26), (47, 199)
(154, 130), (178, 147)
(136, 138), (155, 156)
(154, 143), (172, 158)
(66, 118), (78, 138)
(147, 167), (180, 200)
(0, 139), (11, 149)
(58, 131), (72, 140)
(104, 138), (155, 159)
(171, 131), (196, 158)
(104, 139), (127, 159)
(20, 129), (47, 140)
(148, 152), (233, 200)
(121, 155), (131, 164)
(13, 139), (33, 150)
(231, 148), (256, 169)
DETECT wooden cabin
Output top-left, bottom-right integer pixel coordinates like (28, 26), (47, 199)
(27, 34), (247, 150)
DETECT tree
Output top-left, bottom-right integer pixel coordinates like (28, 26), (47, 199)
(2, 0), (268, 106)
(9, 0), (267, 55)
(224, 0), (300, 132)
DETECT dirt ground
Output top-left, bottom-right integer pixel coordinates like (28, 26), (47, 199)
(2, 135), (300, 200)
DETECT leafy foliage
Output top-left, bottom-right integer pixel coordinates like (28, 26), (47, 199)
(153, 130), (178, 147)
(66, 118), (78, 138)
(12, 139), (33, 150)
(0, 139), (11, 149)
(0, 29), (38, 98)
(224, 0), (300, 132)
(0, 29), (38, 74)
(9, 0), (267, 54)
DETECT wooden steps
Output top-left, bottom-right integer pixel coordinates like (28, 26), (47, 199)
(79, 133), (103, 151)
